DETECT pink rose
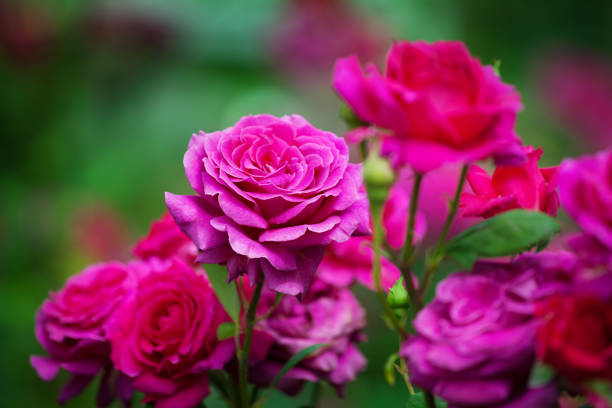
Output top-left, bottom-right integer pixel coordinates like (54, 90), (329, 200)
(559, 149), (612, 250)
(165, 114), (370, 296)
(333, 40), (523, 172)
(317, 178), (425, 291)
(133, 212), (197, 264)
(249, 278), (367, 396)
(460, 146), (559, 218)
(108, 258), (234, 408)
(31, 261), (137, 406)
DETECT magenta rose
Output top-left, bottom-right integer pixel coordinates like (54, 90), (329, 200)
(133, 212), (197, 264)
(317, 177), (425, 290)
(31, 261), (137, 406)
(333, 40), (523, 172)
(401, 253), (574, 407)
(249, 278), (367, 396)
(559, 149), (612, 250)
(108, 258), (234, 408)
(460, 146), (559, 218)
(165, 114), (369, 296)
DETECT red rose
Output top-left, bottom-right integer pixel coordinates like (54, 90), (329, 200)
(536, 294), (612, 383)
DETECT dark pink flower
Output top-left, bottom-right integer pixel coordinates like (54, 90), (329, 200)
(401, 253), (573, 407)
(166, 114), (370, 296)
(133, 212), (197, 264)
(250, 278), (367, 396)
(333, 40), (523, 172)
(460, 146), (559, 218)
(31, 262), (137, 406)
(108, 258), (234, 408)
(559, 149), (612, 250)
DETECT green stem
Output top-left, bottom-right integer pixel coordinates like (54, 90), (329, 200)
(400, 173), (424, 265)
(424, 391), (437, 408)
(372, 204), (408, 340)
(238, 279), (264, 408)
(419, 164), (469, 299)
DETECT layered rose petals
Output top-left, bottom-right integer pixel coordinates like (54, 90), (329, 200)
(31, 262), (137, 406)
(333, 40), (523, 172)
(250, 278), (367, 395)
(166, 114), (369, 295)
(108, 258), (233, 408)
(401, 254), (573, 407)
(460, 146), (559, 218)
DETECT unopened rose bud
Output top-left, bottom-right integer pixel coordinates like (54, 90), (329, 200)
(363, 148), (394, 205)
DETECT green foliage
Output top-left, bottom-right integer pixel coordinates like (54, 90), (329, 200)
(586, 380), (612, 405)
(406, 392), (447, 408)
(255, 344), (326, 407)
(528, 362), (555, 387)
(384, 353), (399, 386)
(445, 210), (560, 269)
(205, 264), (240, 322)
(216, 322), (236, 341)
(387, 277), (410, 309)
(339, 102), (368, 130)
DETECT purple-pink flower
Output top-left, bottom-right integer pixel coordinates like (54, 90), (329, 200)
(249, 278), (367, 396)
(31, 261), (137, 406)
(401, 253), (574, 407)
(559, 149), (612, 250)
(333, 40), (523, 172)
(133, 212), (197, 264)
(460, 146), (559, 218)
(165, 114), (369, 296)
(108, 258), (234, 408)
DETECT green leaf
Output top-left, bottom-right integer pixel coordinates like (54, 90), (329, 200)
(256, 344), (327, 407)
(204, 263), (240, 322)
(586, 380), (612, 405)
(384, 353), (399, 386)
(269, 344), (326, 389)
(445, 210), (560, 269)
(493, 59), (502, 76)
(406, 392), (447, 408)
(216, 322), (236, 340)
(339, 102), (367, 129)
(528, 362), (555, 387)
(387, 277), (410, 309)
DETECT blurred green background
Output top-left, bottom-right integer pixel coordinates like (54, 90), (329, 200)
(2, 0), (612, 406)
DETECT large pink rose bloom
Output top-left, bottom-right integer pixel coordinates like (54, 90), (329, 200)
(133, 212), (197, 264)
(249, 278), (367, 396)
(317, 178), (425, 290)
(333, 40), (523, 172)
(166, 114), (369, 296)
(559, 149), (612, 250)
(460, 146), (559, 218)
(31, 262), (137, 406)
(108, 258), (234, 408)
(402, 253), (574, 407)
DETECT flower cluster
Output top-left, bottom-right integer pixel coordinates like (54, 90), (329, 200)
(32, 38), (612, 408)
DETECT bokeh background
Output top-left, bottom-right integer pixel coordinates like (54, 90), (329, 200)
(2, 0), (612, 406)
